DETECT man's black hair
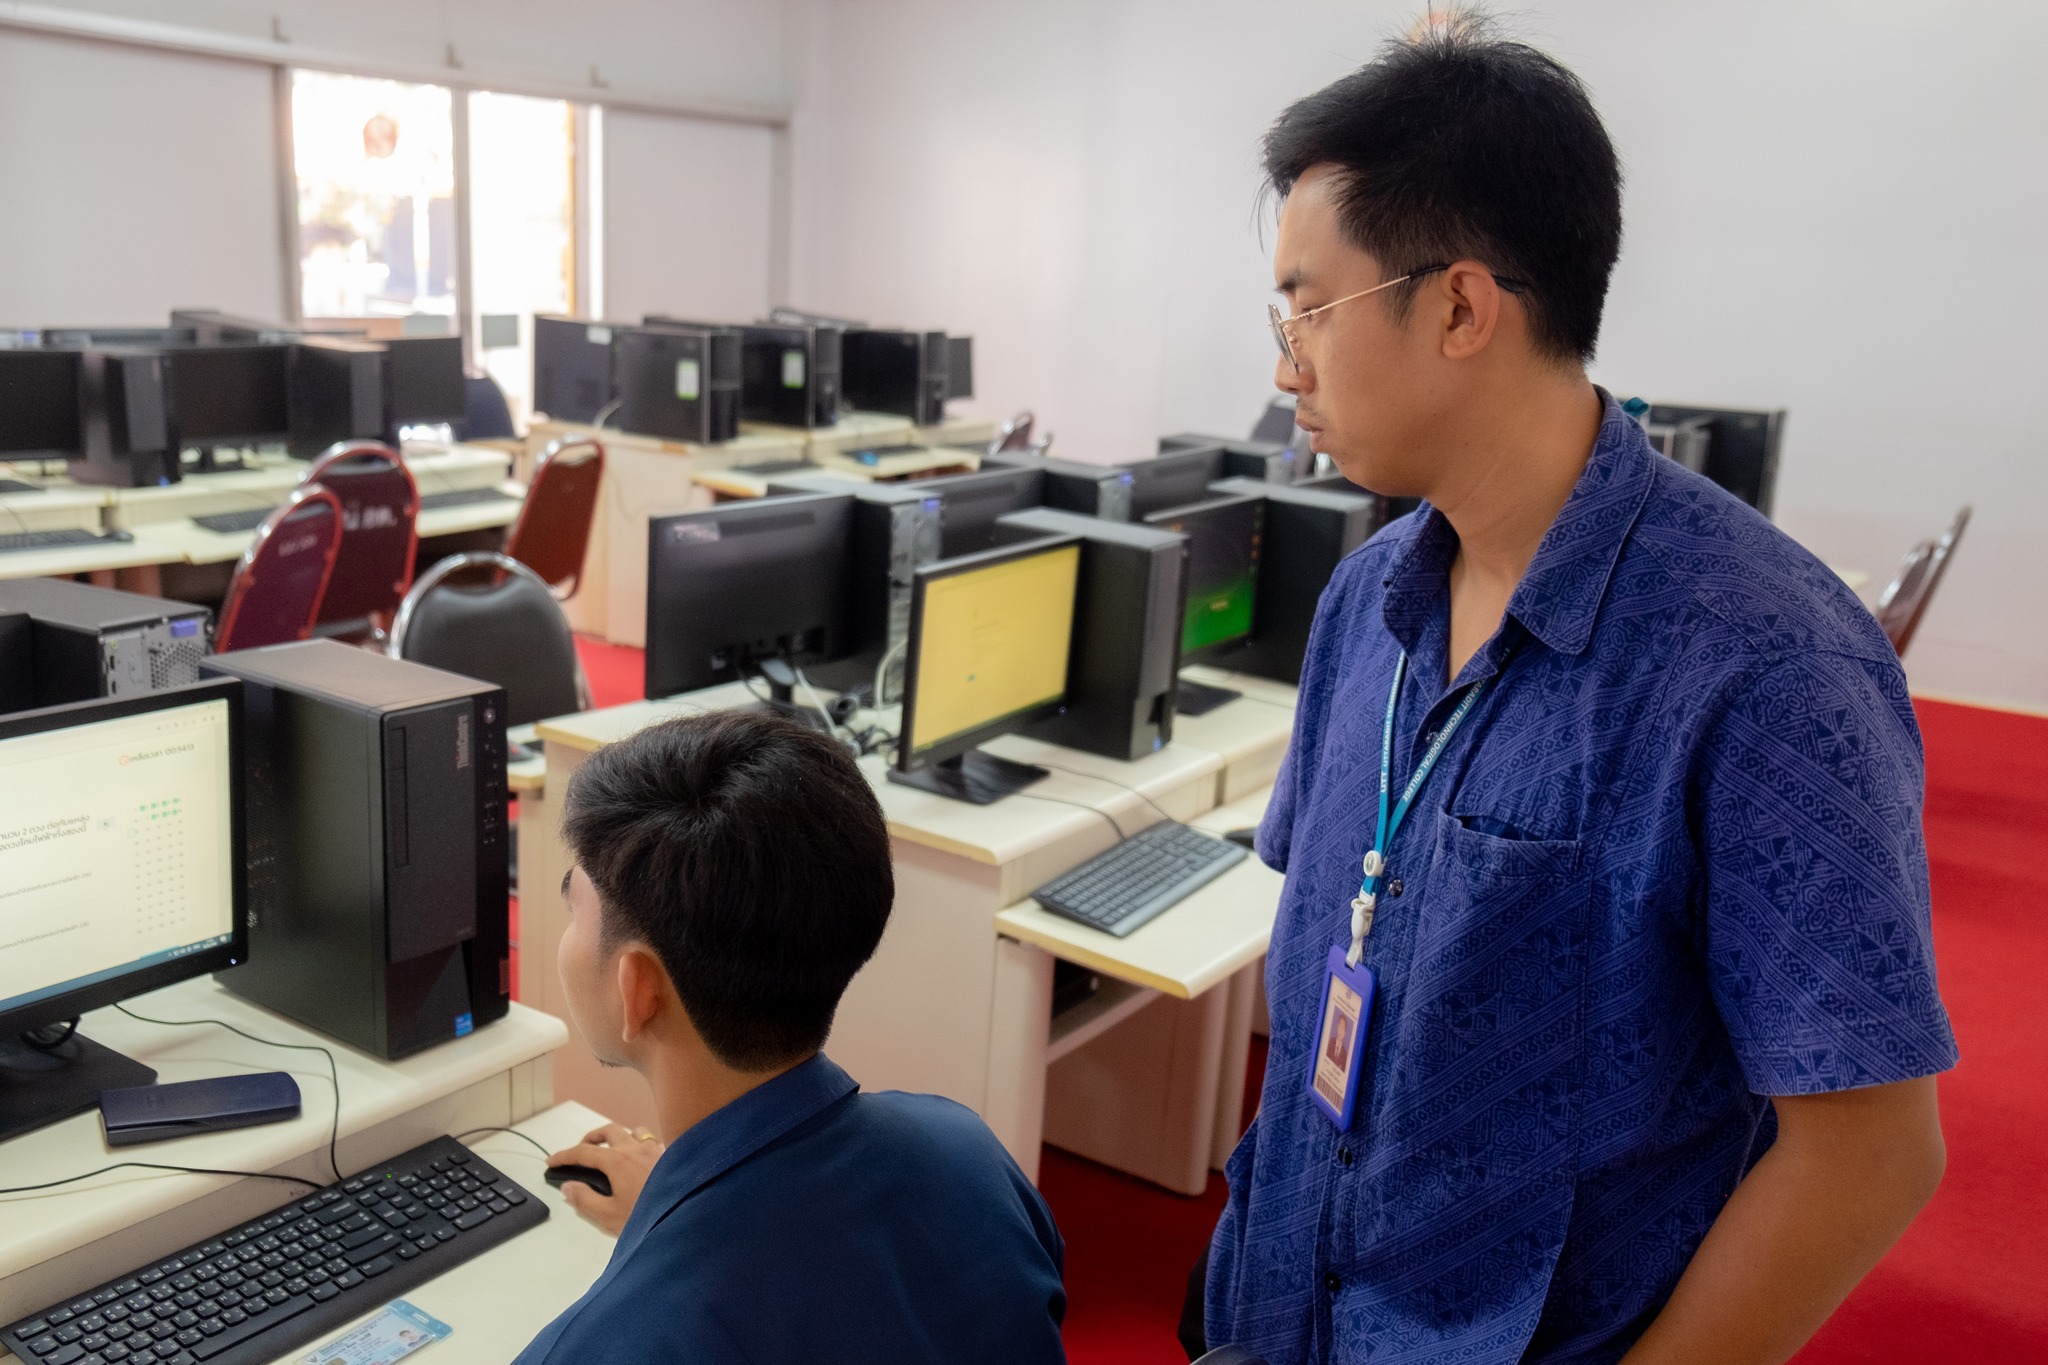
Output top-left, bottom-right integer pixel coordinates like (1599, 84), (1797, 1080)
(1263, 13), (1623, 363)
(562, 710), (893, 1071)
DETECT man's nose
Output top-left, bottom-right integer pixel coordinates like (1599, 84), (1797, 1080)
(1275, 354), (1307, 396)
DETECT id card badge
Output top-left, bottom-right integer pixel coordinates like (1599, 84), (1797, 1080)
(1307, 944), (1376, 1130)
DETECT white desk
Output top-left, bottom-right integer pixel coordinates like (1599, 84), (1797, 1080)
(520, 685), (1286, 1195)
(0, 981), (566, 1325)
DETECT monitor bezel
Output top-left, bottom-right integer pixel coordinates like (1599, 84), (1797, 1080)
(895, 533), (1084, 774)
(0, 678), (249, 1038)
(1144, 491), (1265, 664)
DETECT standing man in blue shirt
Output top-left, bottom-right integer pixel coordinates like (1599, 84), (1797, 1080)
(1201, 17), (1958, 1365)
(514, 711), (1068, 1365)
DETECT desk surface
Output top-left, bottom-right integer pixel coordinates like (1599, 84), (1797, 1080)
(0, 980), (566, 1290)
(995, 787), (1279, 998)
(0, 533), (192, 581)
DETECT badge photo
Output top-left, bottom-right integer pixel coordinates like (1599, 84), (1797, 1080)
(1308, 943), (1375, 1129)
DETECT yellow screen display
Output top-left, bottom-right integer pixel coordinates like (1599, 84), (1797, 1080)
(907, 543), (1082, 755)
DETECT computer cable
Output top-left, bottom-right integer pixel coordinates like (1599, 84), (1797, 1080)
(0, 1163), (324, 1198)
(1019, 789), (1131, 842)
(792, 664), (858, 754)
(1026, 761), (1181, 828)
(451, 1126), (555, 1163)
(873, 639), (909, 709)
(113, 1003), (344, 1186)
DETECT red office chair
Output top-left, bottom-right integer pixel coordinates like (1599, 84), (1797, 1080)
(303, 440), (420, 638)
(1875, 505), (1971, 657)
(214, 485), (344, 653)
(503, 436), (604, 599)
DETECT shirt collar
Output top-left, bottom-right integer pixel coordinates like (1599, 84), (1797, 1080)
(1381, 390), (1656, 659)
(616, 1052), (859, 1253)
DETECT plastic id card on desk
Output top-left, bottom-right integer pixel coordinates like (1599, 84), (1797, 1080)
(297, 1300), (452, 1365)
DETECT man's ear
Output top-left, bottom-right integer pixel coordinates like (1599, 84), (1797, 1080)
(614, 946), (670, 1046)
(1437, 259), (1507, 361)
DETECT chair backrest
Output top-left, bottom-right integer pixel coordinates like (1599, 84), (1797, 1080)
(988, 411), (1035, 456)
(455, 372), (517, 442)
(303, 441), (420, 630)
(215, 485), (344, 653)
(503, 436), (604, 598)
(389, 552), (589, 726)
(1875, 504), (1971, 656)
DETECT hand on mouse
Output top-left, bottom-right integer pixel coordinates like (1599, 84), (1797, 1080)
(548, 1122), (666, 1236)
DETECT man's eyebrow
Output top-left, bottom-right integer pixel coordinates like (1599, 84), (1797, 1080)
(1277, 267), (1309, 294)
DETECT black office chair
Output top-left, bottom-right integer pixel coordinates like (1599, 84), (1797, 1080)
(386, 552), (589, 726)
(453, 372), (518, 442)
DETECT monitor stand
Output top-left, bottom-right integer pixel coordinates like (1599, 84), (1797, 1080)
(1176, 675), (1241, 716)
(888, 750), (1049, 805)
(0, 1030), (156, 1144)
(741, 659), (831, 733)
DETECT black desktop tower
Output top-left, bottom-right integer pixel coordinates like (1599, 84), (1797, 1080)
(1163, 433), (1301, 484)
(1208, 478), (1377, 684)
(289, 338), (385, 458)
(0, 578), (210, 707)
(617, 324), (742, 444)
(842, 329), (950, 426)
(985, 451), (1136, 520)
(72, 350), (179, 487)
(0, 611), (34, 715)
(765, 472), (944, 696)
(200, 641), (511, 1060)
(737, 324), (842, 428)
(996, 508), (1186, 761)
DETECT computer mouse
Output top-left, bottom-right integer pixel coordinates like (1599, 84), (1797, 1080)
(1222, 826), (1258, 850)
(544, 1164), (613, 1198)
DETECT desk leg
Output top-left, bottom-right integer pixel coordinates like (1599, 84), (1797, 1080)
(1210, 964), (1258, 1172)
(986, 937), (1054, 1182)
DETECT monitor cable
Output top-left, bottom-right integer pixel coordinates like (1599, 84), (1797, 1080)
(1027, 761), (1181, 829)
(1019, 789), (1131, 842)
(451, 1126), (555, 1163)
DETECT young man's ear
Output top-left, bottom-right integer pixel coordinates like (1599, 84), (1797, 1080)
(615, 946), (669, 1046)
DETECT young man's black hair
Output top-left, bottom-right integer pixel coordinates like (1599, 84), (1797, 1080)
(562, 708), (893, 1069)
(1261, 14), (1623, 363)
(521, 709), (1068, 1365)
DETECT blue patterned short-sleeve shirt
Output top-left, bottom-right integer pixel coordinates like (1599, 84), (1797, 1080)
(1206, 395), (1957, 1364)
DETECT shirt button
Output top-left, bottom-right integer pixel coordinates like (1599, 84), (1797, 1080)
(1324, 1271), (1342, 1294)
(1337, 1147), (1353, 1167)
(1389, 879), (1404, 897)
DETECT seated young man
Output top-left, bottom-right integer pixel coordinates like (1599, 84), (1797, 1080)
(513, 710), (1069, 1365)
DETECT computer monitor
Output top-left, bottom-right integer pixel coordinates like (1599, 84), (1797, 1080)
(532, 315), (622, 423)
(1644, 403), (1787, 516)
(890, 536), (1083, 804)
(384, 335), (467, 433)
(1127, 445), (1226, 519)
(1209, 477), (1378, 685)
(0, 349), (82, 457)
(287, 338), (385, 458)
(163, 345), (291, 450)
(915, 465), (1047, 557)
(644, 492), (858, 702)
(0, 679), (247, 1142)
(1144, 493), (1264, 715)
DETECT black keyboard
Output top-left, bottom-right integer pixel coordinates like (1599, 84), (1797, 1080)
(191, 508), (272, 534)
(1033, 819), (1248, 937)
(0, 528), (111, 554)
(418, 487), (511, 510)
(1, 1136), (547, 1365)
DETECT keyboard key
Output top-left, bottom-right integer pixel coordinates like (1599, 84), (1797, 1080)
(39, 1344), (83, 1364)
(357, 1256), (394, 1278)
(453, 1207), (494, 1231)
(188, 1294), (310, 1360)
(345, 1234), (401, 1265)
(396, 1245), (419, 1261)
(19, 1319), (51, 1339)
(310, 1283), (340, 1302)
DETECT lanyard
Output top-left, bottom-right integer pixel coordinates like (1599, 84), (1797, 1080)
(1345, 650), (1497, 967)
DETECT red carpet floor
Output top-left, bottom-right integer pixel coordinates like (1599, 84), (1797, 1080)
(558, 638), (2048, 1363)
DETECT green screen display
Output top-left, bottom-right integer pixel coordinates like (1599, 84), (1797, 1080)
(1183, 575), (1256, 652)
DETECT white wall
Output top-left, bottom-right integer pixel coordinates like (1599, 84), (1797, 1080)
(786, 0), (2048, 711)
(0, 27), (286, 323)
(604, 112), (777, 325)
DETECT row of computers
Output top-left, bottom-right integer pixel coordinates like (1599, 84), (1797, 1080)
(0, 310), (467, 488)
(531, 310), (972, 444)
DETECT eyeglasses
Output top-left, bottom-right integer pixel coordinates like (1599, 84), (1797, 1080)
(1268, 264), (1528, 372)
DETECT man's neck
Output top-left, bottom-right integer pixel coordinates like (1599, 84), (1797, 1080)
(644, 1046), (810, 1144)
(1426, 371), (1604, 592)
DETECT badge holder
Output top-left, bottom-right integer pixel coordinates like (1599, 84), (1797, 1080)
(1306, 944), (1376, 1131)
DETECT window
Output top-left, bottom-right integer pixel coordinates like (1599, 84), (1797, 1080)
(468, 92), (580, 426)
(291, 71), (457, 322)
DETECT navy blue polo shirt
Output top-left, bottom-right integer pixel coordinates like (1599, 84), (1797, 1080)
(515, 1054), (1068, 1364)
(1206, 395), (1957, 1363)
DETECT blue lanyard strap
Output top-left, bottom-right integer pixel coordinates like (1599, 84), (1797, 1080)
(1347, 650), (1497, 965)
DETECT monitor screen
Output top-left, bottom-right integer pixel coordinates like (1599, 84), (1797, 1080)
(921, 467), (1047, 558)
(386, 336), (467, 425)
(644, 493), (857, 699)
(165, 345), (290, 443)
(0, 349), (82, 456)
(0, 691), (238, 1025)
(1147, 495), (1263, 655)
(532, 315), (618, 423)
(903, 540), (1081, 758)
